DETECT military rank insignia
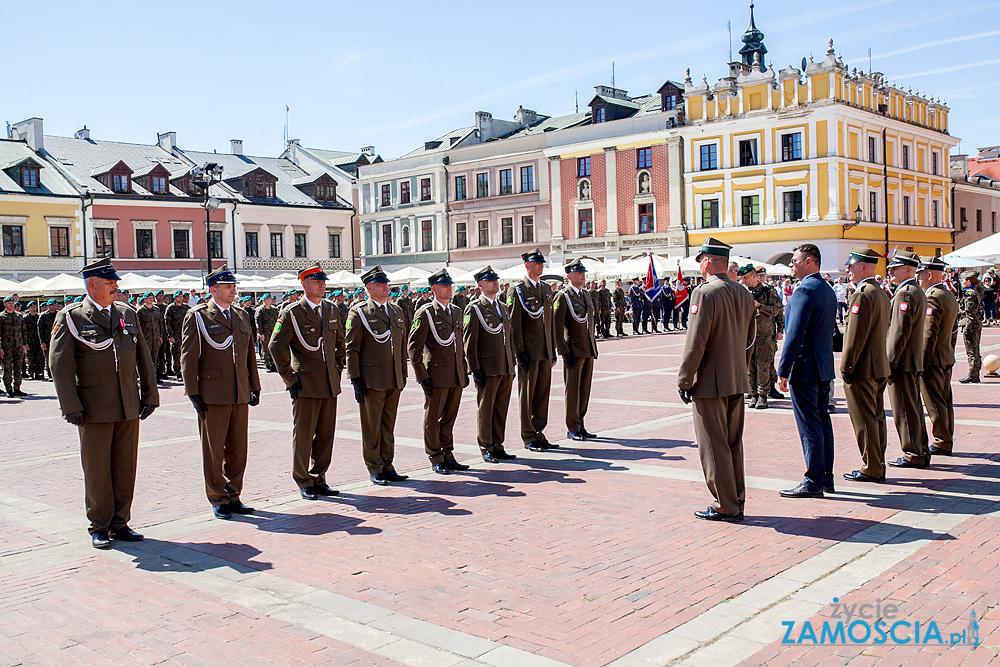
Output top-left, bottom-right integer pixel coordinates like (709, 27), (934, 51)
(899, 302), (908, 311)
(463, 313), (471, 324)
(554, 300), (560, 310)
(412, 318), (421, 329)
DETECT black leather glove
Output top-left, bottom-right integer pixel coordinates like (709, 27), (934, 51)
(841, 371), (853, 385)
(678, 387), (693, 405)
(249, 390), (260, 407)
(463, 373), (470, 388)
(287, 379), (301, 400)
(189, 394), (207, 420)
(472, 369), (486, 390)
(65, 410), (85, 426)
(562, 352), (576, 370)
(516, 351), (530, 371)
(420, 378), (434, 398)
(351, 377), (367, 404)
(138, 404), (156, 421)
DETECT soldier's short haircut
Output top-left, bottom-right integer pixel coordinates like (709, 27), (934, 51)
(793, 244), (821, 265)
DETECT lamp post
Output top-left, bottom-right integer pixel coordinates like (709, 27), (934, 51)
(842, 204), (863, 233)
(191, 163), (224, 275)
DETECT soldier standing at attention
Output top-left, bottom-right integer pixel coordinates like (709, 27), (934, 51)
(137, 292), (164, 384)
(269, 266), (346, 499)
(465, 265), (517, 462)
(22, 301), (43, 381)
(49, 258), (158, 548)
(153, 291), (169, 380)
(408, 269), (470, 475)
(628, 278), (649, 335)
(333, 289), (350, 323)
(737, 264), (783, 409)
(255, 293), (279, 372)
(916, 257), (959, 457)
(452, 285), (470, 312)
(508, 249), (557, 452)
(37, 299), (58, 381)
(841, 247), (892, 483)
(957, 270), (984, 383)
(597, 280), (612, 339)
(180, 266), (261, 520)
(346, 266), (410, 486)
(0, 296), (28, 397)
(164, 290), (189, 379)
(554, 260), (599, 442)
(677, 238), (756, 522)
(613, 280), (628, 337)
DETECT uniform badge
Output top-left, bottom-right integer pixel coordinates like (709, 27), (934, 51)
(345, 319), (351, 331)
(926, 306), (933, 316)
(463, 313), (471, 324)
(850, 304), (860, 314)
(274, 322), (282, 333)
(507, 294), (514, 306)
(690, 304), (699, 315)
(553, 300), (560, 310)
(899, 302), (908, 311)
(412, 318), (421, 329)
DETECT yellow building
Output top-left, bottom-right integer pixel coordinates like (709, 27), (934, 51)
(681, 16), (958, 271)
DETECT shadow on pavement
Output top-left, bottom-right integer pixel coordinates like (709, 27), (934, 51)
(405, 475), (528, 498)
(335, 492), (474, 517)
(562, 437), (693, 462)
(235, 509), (382, 537)
(116, 538), (274, 572)
(744, 516), (956, 543)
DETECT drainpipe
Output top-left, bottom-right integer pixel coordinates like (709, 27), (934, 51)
(231, 200), (239, 270)
(882, 128), (889, 257)
(80, 191), (93, 268)
(442, 157), (451, 267)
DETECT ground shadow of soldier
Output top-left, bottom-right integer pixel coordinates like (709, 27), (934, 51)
(335, 492), (473, 517)
(234, 509), (382, 537)
(115, 538), (273, 573)
(743, 516), (957, 544)
(557, 436), (692, 462)
(403, 475), (527, 499)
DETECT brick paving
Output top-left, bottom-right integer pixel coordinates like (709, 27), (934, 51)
(0, 326), (997, 666)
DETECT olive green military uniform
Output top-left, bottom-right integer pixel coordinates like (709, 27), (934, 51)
(959, 281), (983, 379)
(155, 300), (168, 377)
(452, 291), (470, 313)
(747, 282), (783, 401)
(920, 281), (959, 453)
(597, 286), (612, 337)
(464, 294), (516, 456)
(0, 308), (26, 395)
(508, 277), (556, 445)
(23, 311), (44, 380)
(613, 286), (627, 336)
(886, 278), (928, 465)
(554, 285), (598, 434)
(37, 306), (57, 380)
(255, 304), (279, 371)
(164, 301), (189, 376)
(137, 304), (164, 379)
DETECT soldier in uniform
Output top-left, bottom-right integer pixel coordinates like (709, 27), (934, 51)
(346, 266), (410, 485)
(137, 292), (164, 384)
(333, 289), (351, 323)
(465, 265), (517, 462)
(49, 258), (158, 548)
(164, 290), (189, 378)
(628, 278), (649, 334)
(957, 270), (984, 383)
(153, 291), (169, 379)
(677, 238), (756, 522)
(255, 293), (279, 372)
(408, 269), (470, 474)
(841, 247), (892, 483)
(37, 299), (58, 381)
(0, 296), (28, 397)
(269, 265), (346, 499)
(613, 280), (628, 337)
(180, 266), (261, 520)
(597, 281), (612, 338)
(737, 264), (783, 409)
(452, 285), (470, 312)
(554, 260), (599, 442)
(508, 249), (557, 452)
(22, 301), (43, 380)
(916, 257), (959, 456)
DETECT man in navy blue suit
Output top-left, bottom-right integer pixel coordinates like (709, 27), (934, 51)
(776, 244), (838, 498)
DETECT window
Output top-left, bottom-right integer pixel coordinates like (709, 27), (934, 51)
(578, 209), (593, 237)
(209, 230), (224, 259)
(741, 195), (760, 225)
(270, 231), (284, 257)
(294, 232), (307, 258)
(113, 173), (130, 193)
(382, 225), (393, 254)
(663, 94), (677, 110)
(244, 174), (276, 199)
(520, 165), (534, 192)
(501, 217), (514, 244)
(932, 152), (939, 175)
(521, 216), (534, 243)
(421, 220), (432, 252)
(380, 184), (391, 207)
(976, 209), (983, 232)
(701, 200), (719, 228)
(594, 107), (606, 123)
(151, 176), (167, 195)
(456, 221), (467, 248)
(902, 196), (911, 225)
(476, 173), (489, 198)
(400, 181), (410, 204)
(2, 225), (24, 256)
(136, 229), (153, 258)
(401, 225), (410, 248)
(868, 136), (878, 164)
(902, 145), (910, 170)
(172, 229), (190, 258)
(50, 227), (70, 257)
(329, 234), (341, 258)
(870, 192), (878, 223)
(499, 169), (513, 195)
(637, 147), (652, 169)
(364, 227), (372, 256)
(577, 157), (591, 177)
(21, 166), (39, 188)
(478, 219), (489, 246)
(246, 232), (259, 257)
(739, 139), (758, 167)
(94, 228), (114, 258)
(638, 203), (654, 233)
(455, 175), (467, 200)
(783, 191), (803, 221)
(782, 133), (803, 162)
(420, 177), (432, 201)
(315, 182), (337, 202)
(932, 201), (939, 227)
(699, 144), (718, 170)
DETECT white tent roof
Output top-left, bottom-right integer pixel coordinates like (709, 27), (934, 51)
(0, 276), (27, 297)
(943, 234), (1000, 265)
(326, 270), (363, 288)
(386, 266), (431, 283)
(18, 276), (48, 290)
(117, 272), (167, 292)
(595, 254), (685, 280)
(38, 274), (86, 295)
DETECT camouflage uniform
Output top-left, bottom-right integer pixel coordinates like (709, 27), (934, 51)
(747, 282), (783, 403)
(254, 304), (279, 371)
(597, 286), (612, 337)
(959, 281), (984, 379)
(164, 301), (189, 376)
(0, 309), (26, 395)
(23, 311), (44, 380)
(137, 304), (164, 377)
(37, 308), (56, 380)
(613, 286), (627, 336)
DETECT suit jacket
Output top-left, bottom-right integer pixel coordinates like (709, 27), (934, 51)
(677, 274), (755, 398)
(507, 278), (555, 361)
(887, 279), (926, 374)
(553, 286), (598, 359)
(269, 297), (346, 398)
(777, 273), (837, 383)
(463, 295), (514, 377)
(345, 299), (407, 390)
(841, 278), (891, 380)
(923, 283), (958, 367)
(180, 300), (260, 405)
(407, 301), (466, 387)
(49, 299), (159, 421)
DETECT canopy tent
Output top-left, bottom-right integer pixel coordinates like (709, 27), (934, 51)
(386, 266), (431, 284)
(325, 270), (364, 289)
(594, 254), (682, 280)
(943, 233), (1000, 266)
(0, 276), (28, 297)
(37, 274), (86, 295)
(17, 276), (48, 290)
(497, 264), (528, 282)
(116, 273), (168, 293)
(941, 255), (988, 268)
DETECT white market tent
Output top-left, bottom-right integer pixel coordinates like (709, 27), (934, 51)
(941, 255), (987, 268)
(116, 272), (168, 293)
(18, 276), (48, 290)
(595, 254), (679, 280)
(37, 273), (86, 295)
(942, 233), (1000, 266)
(386, 266), (431, 284)
(326, 270), (363, 289)
(0, 276), (27, 297)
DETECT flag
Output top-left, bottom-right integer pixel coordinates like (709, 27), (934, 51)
(674, 264), (689, 307)
(643, 253), (661, 300)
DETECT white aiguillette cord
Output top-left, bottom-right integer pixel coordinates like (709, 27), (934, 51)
(516, 285), (544, 319)
(194, 310), (237, 364)
(562, 291), (589, 324)
(416, 304), (457, 346)
(471, 303), (504, 335)
(351, 302), (391, 344)
(290, 305), (324, 358)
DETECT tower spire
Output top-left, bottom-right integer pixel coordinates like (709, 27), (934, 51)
(739, 1), (767, 68)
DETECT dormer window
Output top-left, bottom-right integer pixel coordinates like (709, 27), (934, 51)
(151, 176), (167, 195)
(21, 166), (39, 188)
(239, 168), (277, 199)
(113, 173), (130, 192)
(594, 107), (606, 123)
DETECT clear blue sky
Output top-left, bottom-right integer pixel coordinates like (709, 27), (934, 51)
(4, 0), (998, 160)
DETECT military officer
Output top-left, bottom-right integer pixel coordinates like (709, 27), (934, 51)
(957, 270), (984, 383)
(464, 265), (517, 462)
(22, 301), (43, 380)
(677, 238), (756, 522)
(408, 269), (470, 474)
(507, 248), (557, 452)
(49, 258), (158, 548)
(164, 290), (189, 378)
(37, 298), (58, 381)
(180, 266), (261, 520)
(554, 260), (599, 442)
(628, 278), (649, 334)
(255, 293), (279, 372)
(841, 247), (892, 483)
(737, 264), (784, 409)
(0, 296), (28, 397)
(346, 266), (410, 485)
(137, 292), (164, 384)
(269, 265), (346, 499)
(916, 257), (959, 456)
(613, 280), (628, 337)
(596, 281), (612, 338)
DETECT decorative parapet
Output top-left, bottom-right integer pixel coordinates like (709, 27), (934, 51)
(243, 257), (352, 271)
(0, 256), (83, 273)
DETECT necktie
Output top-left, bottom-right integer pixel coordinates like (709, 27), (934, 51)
(223, 309), (230, 323)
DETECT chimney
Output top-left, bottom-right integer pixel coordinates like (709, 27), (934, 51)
(361, 145), (375, 157)
(516, 106), (538, 127)
(11, 118), (44, 152)
(949, 154), (969, 179)
(285, 138), (300, 162)
(157, 131), (176, 151)
(74, 126), (90, 140)
(978, 146), (999, 161)
(230, 139), (243, 155)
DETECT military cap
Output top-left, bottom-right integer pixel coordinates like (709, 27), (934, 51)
(298, 264), (329, 281)
(845, 246), (882, 266)
(197, 295), (209, 304)
(45, 298), (56, 306)
(240, 295), (252, 303)
(886, 250), (920, 269)
(473, 265), (500, 282)
(755, 266), (767, 274)
(283, 289), (298, 298)
(155, 289), (165, 296)
(74, 296), (84, 303)
(917, 256), (947, 272)
(961, 270), (980, 282)
(127, 296), (136, 304)
(139, 291), (153, 300)
(329, 289), (341, 296)
(736, 263), (756, 277)
(25, 300), (36, 308)
(428, 268), (454, 286)
(521, 248), (545, 263)
(172, 290), (185, 298)
(206, 264), (238, 287)
(456, 286), (466, 292)
(694, 237), (732, 261)
(80, 257), (121, 281)
(564, 259), (587, 274)
(361, 265), (390, 284)
(3, 296), (14, 303)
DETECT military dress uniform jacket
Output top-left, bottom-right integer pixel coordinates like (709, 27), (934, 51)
(180, 302), (260, 405)
(269, 297), (346, 398)
(553, 287), (598, 359)
(923, 284), (959, 367)
(408, 301), (466, 387)
(49, 300), (159, 421)
(887, 280), (926, 374)
(508, 278), (555, 361)
(346, 300), (408, 390)
(464, 296), (515, 376)
(841, 278), (891, 380)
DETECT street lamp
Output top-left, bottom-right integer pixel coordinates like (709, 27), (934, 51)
(191, 163), (225, 274)
(843, 204), (863, 233)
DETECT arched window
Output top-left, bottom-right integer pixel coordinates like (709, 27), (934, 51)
(364, 226), (373, 256)
(401, 225), (410, 248)
(637, 170), (651, 194)
(579, 179), (591, 200)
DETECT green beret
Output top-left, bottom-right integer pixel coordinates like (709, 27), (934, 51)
(736, 263), (756, 277)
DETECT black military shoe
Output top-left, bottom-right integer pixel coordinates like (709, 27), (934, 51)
(493, 450), (517, 460)
(779, 483), (824, 498)
(525, 442), (547, 452)
(694, 508), (743, 522)
(929, 446), (953, 456)
(888, 457), (929, 469)
(109, 526), (144, 541)
(229, 501), (255, 514)
(213, 504), (232, 519)
(482, 452), (501, 463)
(432, 462), (450, 475)
(444, 458), (470, 471)
(300, 486), (319, 500)
(580, 430), (598, 439)
(538, 436), (557, 449)
(824, 484), (836, 494)
(768, 389), (785, 399)
(567, 432), (587, 441)
(313, 484), (339, 496)
(958, 375), (980, 383)
(92, 531), (112, 549)
(370, 474), (389, 486)
(843, 470), (885, 483)
(383, 470), (409, 482)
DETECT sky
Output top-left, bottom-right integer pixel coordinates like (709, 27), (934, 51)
(4, 0), (998, 161)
